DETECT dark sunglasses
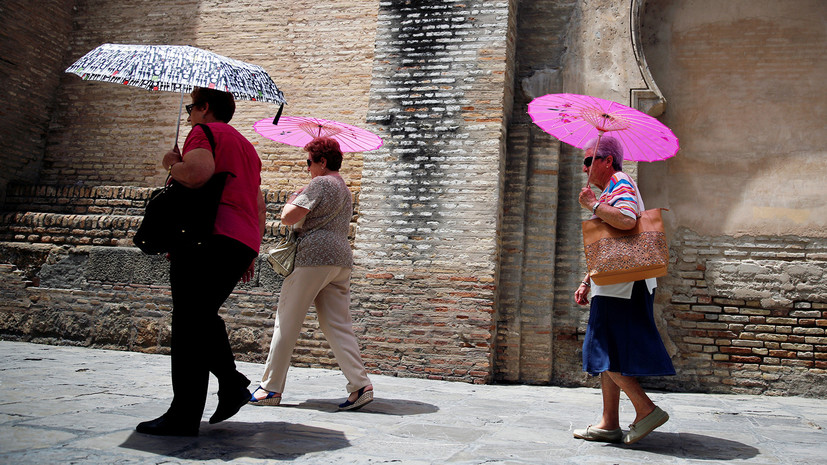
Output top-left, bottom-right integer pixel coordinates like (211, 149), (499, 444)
(185, 104), (195, 115)
(306, 159), (313, 167)
(583, 156), (605, 167)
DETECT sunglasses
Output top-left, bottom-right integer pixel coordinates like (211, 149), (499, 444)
(306, 159), (313, 167)
(185, 104), (195, 115)
(583, 156), (605, 167)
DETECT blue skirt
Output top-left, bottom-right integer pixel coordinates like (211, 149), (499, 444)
(582, 281), (676, 377)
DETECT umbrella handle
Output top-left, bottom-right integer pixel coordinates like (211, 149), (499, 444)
(174, 89), (184, 147)
(272, 104), (284, 125)
(584, 132), (603, 189)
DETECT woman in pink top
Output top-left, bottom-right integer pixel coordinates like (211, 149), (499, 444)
(136, 88), (266, 437)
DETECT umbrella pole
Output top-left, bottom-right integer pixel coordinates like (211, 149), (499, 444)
(173, 88), (184, 147)
(585, 132), (603, 189)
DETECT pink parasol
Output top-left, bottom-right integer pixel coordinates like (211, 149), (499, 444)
(527, 93), (679, 163)
(253, 116), (383, 153)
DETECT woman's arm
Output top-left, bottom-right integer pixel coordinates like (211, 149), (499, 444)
(280, 187), (310, 226)
(575, 272), (591, 305)
(592, 202), (637, 230)
(578, 186), (637, 230)
(281, 202), (310, 226)
(164, 147), (215, 189)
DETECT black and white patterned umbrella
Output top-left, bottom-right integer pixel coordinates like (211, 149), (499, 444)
(66, 43), (286, 143)
(66, 43), (286, 104)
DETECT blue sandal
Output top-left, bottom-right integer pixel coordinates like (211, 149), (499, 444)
(338, 386), (374, 411)
(248, 386), (281, 406)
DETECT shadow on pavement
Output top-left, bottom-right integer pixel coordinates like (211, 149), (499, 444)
(285, 397), (440, 415)
(620, 432), (760, 460)
(120, 421), (349, 461)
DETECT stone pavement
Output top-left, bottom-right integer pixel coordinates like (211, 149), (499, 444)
(1, 341), (825, 464)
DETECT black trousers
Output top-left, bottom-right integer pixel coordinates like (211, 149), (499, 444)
(166, 234), (256, 425)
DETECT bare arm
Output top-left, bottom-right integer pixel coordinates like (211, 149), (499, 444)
(164, 147), (215, 189)
(578, 186), (637, 230)
(281, 203), (310, 226)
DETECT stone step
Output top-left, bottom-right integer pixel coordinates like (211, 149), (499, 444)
(3, 184), (154, 216)
(0, 211), (294, 247)
(0, 183), (357, 247)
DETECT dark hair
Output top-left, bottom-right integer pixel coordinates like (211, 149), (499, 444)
(585, 136), (623, 171)
(304, 137), (343, 171)
(190, 87), (236, 123)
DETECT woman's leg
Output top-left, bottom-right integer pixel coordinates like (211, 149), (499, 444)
(604, 371), (656, 424)
(166, 236), (254, 425)
(313, 267), (371, 395)
(258, 266), (338, 394)
(594, 372), (621, 430)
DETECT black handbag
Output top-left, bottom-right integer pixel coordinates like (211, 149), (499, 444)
(133, 124), (232, 254)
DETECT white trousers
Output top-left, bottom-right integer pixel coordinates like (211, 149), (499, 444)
(259, 265), (371, 394)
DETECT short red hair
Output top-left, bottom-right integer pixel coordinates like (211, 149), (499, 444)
(304, 137), (343, 171)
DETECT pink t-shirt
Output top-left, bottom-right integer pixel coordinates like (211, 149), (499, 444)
(182, 123), (262, 253)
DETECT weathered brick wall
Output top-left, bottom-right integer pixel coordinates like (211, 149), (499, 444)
(0, 0), (75, 206)
(654, 229), (827, 396)
(634, 0), (827, 395)
(0, 243), (280, 362)
(43, 0), (378, 191)
(495, 0), (576, 384)
(3, 0), (826, 397)
(350, 0), (514, 383)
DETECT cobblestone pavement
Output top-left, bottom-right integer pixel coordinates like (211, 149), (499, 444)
(1, 341), (825, 464)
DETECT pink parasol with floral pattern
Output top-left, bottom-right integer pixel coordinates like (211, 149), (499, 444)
(527, 93), (679, 163)
(254, 116), (383, 153)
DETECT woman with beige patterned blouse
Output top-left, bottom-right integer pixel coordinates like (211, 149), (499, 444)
(250, 137), (373, 411)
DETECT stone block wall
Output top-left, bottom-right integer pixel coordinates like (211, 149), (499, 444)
(350, 0), (515, 383)
(0, 243), (280, 362)
(0, 181), (361, 373)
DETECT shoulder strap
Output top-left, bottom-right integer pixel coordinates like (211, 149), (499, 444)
(195, 123), (216, 158)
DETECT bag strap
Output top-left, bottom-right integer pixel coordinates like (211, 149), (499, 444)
(195, 123), (216, 157)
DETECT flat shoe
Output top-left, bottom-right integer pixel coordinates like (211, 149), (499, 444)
(623, 406), (669, 444)
(136, 415), (198, 437)
(573, 425), (622, 443)
(248, 386), (282, 406)
(209, 387), (251, 424)
(338, 386), (373, 411)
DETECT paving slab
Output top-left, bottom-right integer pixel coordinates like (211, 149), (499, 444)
(0, 341), (825, 464)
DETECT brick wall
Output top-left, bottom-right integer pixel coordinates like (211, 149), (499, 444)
(634, 0), (827, 395)
(0, 0), (75, 206)
(350, 0), (515, 383)
(43, 0), (377, 190)
(495, 0), (577, 384)
(646, 229), (827, 396)
(3, 0), (826, 396)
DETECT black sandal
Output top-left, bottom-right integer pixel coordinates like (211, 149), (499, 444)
(338, 386), (374, 411)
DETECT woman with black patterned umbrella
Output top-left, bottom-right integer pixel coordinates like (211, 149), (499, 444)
(136, 87), (266, 436)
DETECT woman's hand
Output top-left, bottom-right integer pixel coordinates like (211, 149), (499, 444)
(574, 283), (590, 306)
(579, 186), (598, 211)
(240, 259), (255, 283)
(162, 145), (182, 171)
(287, 186), (306, 204)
